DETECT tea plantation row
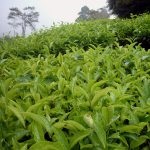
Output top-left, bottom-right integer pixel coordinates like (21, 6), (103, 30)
(0, 14), (150, 58)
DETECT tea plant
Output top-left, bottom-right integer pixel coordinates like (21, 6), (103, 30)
(0, 41), (150, 149)
(0, 14), (149, 58)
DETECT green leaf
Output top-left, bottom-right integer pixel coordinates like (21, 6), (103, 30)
(91, 87), (113, 108)
(130, 135), (149, 148)
(108, 143), (127, 149)
(102, 106), (114, 126)
(29, 141), (61, 150)
(53, 120), (86, 131)
(119, 122), (147, 134)
(20, 144), (28, 150)
(8, 105), (25, 127)
(26, 97), (50, 112)
(58, 53), (64, 64)
(93, 112), (107, 149)
(89, 132), (101, 149)
(64, 120), (86, 131)
(91, 80), (108, 94)
(53, 122), (76, 131)
(109, 132), (128, 147)
(70, 130), (92, 149)
(53, 128), (69, 150)
(80, 144), (93, 150)
(31, 121), (45, 142)
(74, 86), (89, 100)
(23, 112), (52, 134)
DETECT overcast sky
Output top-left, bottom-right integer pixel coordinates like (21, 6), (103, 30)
(0, 0), (107, 36)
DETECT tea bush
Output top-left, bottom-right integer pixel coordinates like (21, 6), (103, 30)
(0, 14), (149, 58)
(0, 13), (150, 150)
(0, 43), (150, 149)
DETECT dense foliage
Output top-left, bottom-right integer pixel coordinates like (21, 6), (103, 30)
(107, 0), (150, 18)
(0, 14), (150, 150)
(0, 14), (150, 58)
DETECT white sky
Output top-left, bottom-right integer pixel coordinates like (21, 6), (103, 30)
(0, 0), (107, 36)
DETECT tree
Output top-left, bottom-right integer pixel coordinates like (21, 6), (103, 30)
(76, 6), (110, 22)
(8, 6), (39, 36)
(89, 8), (110, 19)
(76, 6), (91, 21)
(107, 0), (150, 18)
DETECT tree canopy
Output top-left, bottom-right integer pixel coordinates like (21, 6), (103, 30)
(107, 0), (150, 18)
(76, 6), (110, 22)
